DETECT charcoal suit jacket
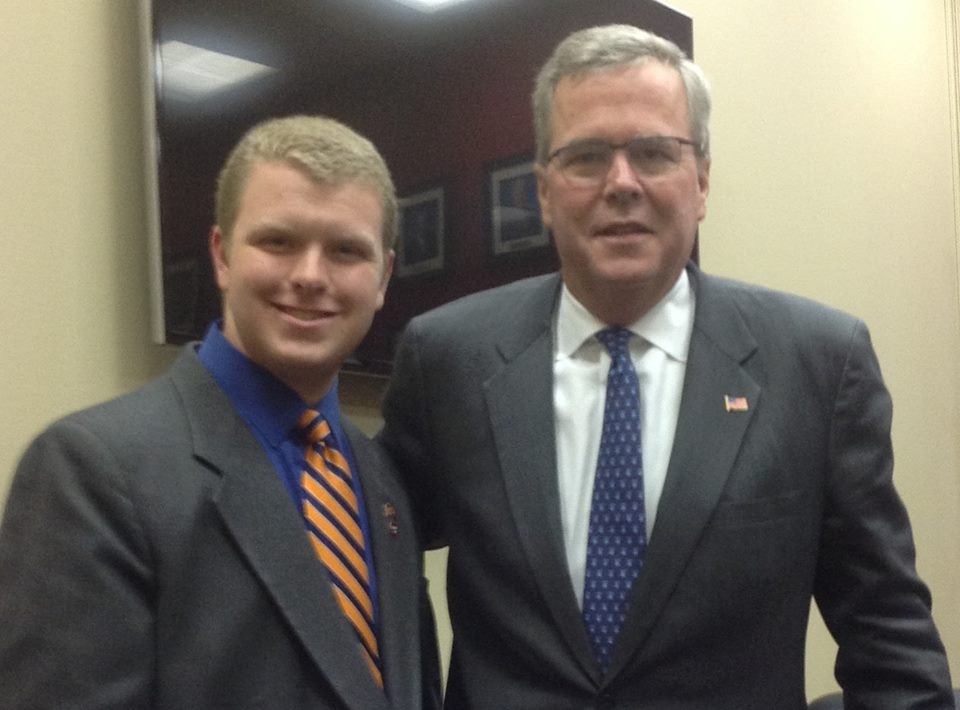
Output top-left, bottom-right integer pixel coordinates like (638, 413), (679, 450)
(0, 347), (440, 710)
(379, 264), (952, 709)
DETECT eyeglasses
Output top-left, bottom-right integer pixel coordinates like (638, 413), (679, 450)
(544, 135), (699, 186)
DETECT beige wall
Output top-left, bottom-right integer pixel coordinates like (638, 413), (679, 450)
(1, 0), (957, 701)
(0, 1), (179, 494)
(683, 0), (960, 697)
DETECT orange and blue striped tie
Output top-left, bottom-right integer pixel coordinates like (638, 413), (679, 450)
(298, 409), (383, 688)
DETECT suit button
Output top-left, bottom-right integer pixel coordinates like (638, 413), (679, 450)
(597, 694), (616, 709)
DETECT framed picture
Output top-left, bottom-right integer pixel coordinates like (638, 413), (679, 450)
(489, 158), (549, 256)
(396, 186), (444, 278)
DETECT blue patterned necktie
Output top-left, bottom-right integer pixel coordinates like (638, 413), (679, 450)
(582, 327), (646, 672)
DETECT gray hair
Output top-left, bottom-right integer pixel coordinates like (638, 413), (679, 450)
(215, 115), (398, 250)
(532, 24), (711, 165)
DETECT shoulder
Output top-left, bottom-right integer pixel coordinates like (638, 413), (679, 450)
(23, 348), (216, 470)
(697, 269), (864, 341)
(43, 375), (176, 446)
(693, 269), (882, 396)
(409, 273), (559, 334)
(3, 370), (184, 555)
(399, 273), (560, 365)
(11, 387), (174, 511)
(6, 349), (238, 554)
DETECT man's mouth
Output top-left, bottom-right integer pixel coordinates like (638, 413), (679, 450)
(276, 305), (333, 321)
(595, 221), (651, 237)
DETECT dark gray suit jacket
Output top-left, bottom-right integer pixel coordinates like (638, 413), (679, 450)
(379, 264), (952, 709)
(0, 348), (440, 710)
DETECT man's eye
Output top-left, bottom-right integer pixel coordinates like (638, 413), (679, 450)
(332, 241), (373, 261)
(258, 236), (291, 251)
(632, 140), (676, 164)
(567, 147), (609, 166)
(638, 148), (667, 161)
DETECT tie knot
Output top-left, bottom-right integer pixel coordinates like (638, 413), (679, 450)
(298, 409), (332, 445)
(596, 327), (632, 358)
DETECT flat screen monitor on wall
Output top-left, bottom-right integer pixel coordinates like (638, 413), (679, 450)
(140, 0), (693, 374)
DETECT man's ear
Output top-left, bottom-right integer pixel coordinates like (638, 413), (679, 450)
(382, 249), (395, 285)
(209, 225), (230, 290)
(376, 249), (395, 311)
(696, 157), (711, 221)
(534, 163), (553, 230)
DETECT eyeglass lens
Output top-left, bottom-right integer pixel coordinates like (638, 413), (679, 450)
(556, 136), (689, 184)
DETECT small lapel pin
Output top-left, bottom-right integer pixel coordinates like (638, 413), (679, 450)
(383, 502), (399, 537)
(724, 395), (749, 412)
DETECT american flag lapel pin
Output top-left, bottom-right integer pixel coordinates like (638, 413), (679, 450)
(724, 395), (749, 412)
(383, 502), (399, 537)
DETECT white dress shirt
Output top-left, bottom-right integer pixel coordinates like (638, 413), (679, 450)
(554, 271), (695, 606)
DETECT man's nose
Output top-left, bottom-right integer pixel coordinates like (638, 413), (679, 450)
(603, 150), (643, 198)
(290, 245), (330, 290)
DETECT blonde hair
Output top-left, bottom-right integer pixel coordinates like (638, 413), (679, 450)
(215, 115), (397, 249)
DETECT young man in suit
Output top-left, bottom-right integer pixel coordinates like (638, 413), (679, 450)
(0, 115), (439, 710)
(379, 26), (953, 708)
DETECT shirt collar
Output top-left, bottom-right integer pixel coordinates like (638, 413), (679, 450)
(196, 321), (341, 446)
(556, 269), (695, 363)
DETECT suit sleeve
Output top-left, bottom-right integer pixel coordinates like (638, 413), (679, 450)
(813, 320), (953, 708)
(0, 418), (155, 708)
(379, 321), (447, 549)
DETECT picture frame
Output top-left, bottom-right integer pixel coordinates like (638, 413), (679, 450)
(488, 158), (549, 257)
(395, 186), (445, 278)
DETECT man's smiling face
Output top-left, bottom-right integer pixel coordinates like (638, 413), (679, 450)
(210, 160), (392, 402)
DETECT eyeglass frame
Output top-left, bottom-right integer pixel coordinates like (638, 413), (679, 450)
(542, 134), (703, 186)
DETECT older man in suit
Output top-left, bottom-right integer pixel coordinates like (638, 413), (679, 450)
(379, 25), (953, 709)
(0, 115), (439, 710)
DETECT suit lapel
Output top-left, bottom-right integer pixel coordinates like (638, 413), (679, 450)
(606, 267), (761, 677)
(171, 352), (391, 710)
(483, 276), (600, 679)
(346, 424), (422, 710)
